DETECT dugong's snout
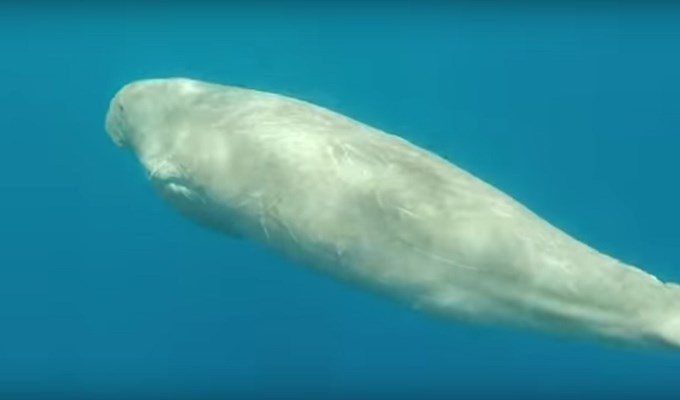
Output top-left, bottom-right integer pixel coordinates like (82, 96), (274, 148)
(105, 82), (145, 149)
(105, 98), (127, 148)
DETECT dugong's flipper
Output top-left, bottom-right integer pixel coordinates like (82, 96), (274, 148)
(105, 77), (680, 350)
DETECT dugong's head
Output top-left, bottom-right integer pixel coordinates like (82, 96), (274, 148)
(105, 77), (282, 236)
(104, 77), (238, 180)
(105, 78), (239, 204)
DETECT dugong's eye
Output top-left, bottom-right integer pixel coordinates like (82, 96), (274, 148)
(118, 104), (125, 113)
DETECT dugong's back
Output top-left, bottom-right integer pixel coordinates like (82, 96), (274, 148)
(106, 77), (680, 350)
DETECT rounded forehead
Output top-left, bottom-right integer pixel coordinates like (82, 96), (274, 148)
(114, 78), (205, 103)
(173, 78), (205, 95)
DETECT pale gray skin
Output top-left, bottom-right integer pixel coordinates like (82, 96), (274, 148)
(106, 77), (680, 350)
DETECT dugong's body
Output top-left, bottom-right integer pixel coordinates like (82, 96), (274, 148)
(106, 77), (680, 349)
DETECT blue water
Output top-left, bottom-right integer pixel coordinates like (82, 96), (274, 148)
(1, 3), (679, 399)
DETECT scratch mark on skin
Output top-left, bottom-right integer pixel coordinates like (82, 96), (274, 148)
(281, 218), (299, 244)
(375, 189), (385, 209)
(258, 196), (272, 242)
(397, 206), (418, 218)
(148, 159), (170, 180)
(327, 145), (340, 170)
(340, 144), (354, 167)
(393, 237), (478, 271)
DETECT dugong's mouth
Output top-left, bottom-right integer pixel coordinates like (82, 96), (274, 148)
(143, 157), (202, 202)
(148, 166), (205, 205)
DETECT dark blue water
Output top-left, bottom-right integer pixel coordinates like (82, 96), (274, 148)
(1, 3), (679, 399)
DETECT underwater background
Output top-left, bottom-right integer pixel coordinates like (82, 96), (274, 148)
(1, 2), (679, 399)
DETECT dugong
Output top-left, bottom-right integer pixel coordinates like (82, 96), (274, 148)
(105, 77), (680, 350)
